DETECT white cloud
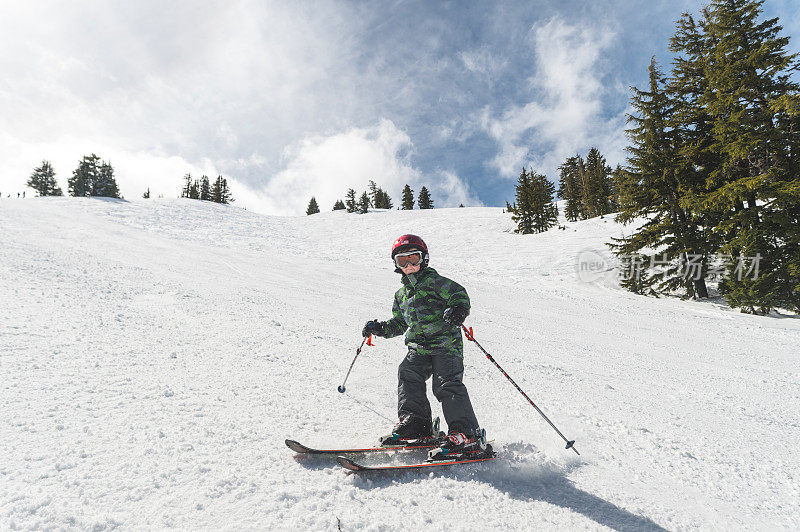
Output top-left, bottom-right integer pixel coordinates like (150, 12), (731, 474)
(248, 120), (420, 215)
(483, 18), (622, 179)
(430, 171), (483, 208)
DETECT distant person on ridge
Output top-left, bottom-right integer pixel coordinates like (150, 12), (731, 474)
(362, 234), (487, 460)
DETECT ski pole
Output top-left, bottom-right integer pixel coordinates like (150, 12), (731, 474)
(462, 325), (579, 455)
(338, 335), (373, 393)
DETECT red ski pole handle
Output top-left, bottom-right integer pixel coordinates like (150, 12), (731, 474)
(462, 325), (475, 341)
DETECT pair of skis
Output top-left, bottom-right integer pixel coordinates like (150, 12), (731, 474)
(285, 438), (496, 472)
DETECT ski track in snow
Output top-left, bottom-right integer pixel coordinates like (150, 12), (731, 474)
(1, 197), (798, 530)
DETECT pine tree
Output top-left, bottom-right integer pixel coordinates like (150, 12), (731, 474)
(306, 197), (320, 215)
(401, 184), (414, 210)
(509, 168), (534, 234)
(557, 155), (583, 222)
(143, 188), (150, 199)
(509, 168), (558, 234)
(199, 176), (211, 201)
(181, 173), (193, 198)
(332, 199), (345, 210)
(358, 191), (370, 214)
(418, 187), (434, 209)
(698, 0), (800, 313)
(610, 59), (710, 299)
(27, 160), (62, 196)
(68, 154), (100, 197)
(345, 189), (357, 213)
(93, 161), (120, 198)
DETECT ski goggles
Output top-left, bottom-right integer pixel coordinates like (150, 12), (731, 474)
(394, 251), (423, 268)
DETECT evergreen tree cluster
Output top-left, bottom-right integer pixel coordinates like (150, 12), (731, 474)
(311, 181), (436, 215)
(26, 156), (140, 199)
(368, 180), (394, 210)
(66, 154), (121, 198)
(507, 167), (559, 234)
(610, 0), (800, 314)
(557, 148), (619, 222)
(181, 174), (234, 204)
(328, 184), (383, 215)
(27, 160), (63, 196)
(398, 184), (434, 210)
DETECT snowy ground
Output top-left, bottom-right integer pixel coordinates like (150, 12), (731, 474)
(1, 197), (799, 531)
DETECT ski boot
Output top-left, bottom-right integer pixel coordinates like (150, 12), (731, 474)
(427, 428), (491, 461)
(379, 416), (441, 446)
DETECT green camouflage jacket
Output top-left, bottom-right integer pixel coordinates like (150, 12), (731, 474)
(377, 267), (470, 356)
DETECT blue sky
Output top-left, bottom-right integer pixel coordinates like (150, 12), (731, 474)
(1, 0), (798, 214)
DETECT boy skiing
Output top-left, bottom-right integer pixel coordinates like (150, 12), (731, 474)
(362, 234), (488, 460)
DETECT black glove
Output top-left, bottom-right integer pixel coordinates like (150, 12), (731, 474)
(442, 306), (468, 327)
(362, 320), (384, 337)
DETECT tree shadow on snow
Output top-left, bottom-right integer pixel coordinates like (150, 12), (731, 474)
(692, 295), (799, 320)
(339, 447), (667, 532)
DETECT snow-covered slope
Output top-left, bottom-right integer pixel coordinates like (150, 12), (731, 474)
(2, 197), (798, 530)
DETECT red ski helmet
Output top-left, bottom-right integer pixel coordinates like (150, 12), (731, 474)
(391, 234), (429, 272)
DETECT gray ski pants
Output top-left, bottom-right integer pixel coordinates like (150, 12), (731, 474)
(397, 348), (479, 434)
